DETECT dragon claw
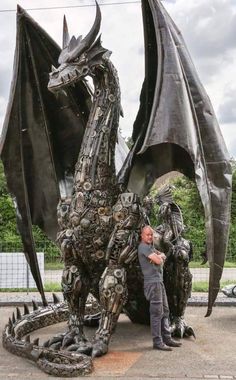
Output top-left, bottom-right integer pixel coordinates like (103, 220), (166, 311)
(49, 334), (65, 346)
(91, 340), (108, 358)
(50, 341), (62, 350)
(61, 335), (74, 348)
(44, 332), (93, 355)
(185, 326), (196, 339)
(57, 331), (93, 355)
(170, 317), (195, 339)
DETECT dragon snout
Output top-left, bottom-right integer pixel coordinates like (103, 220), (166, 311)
(48, 65), (90, 93)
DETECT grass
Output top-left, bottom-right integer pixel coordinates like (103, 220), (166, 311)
(45, 262), (63, 270)
(0, 282), (61, 292)
(44, 282), (61, 292)
(192, 280), (236, 292)
(189, 261), (236, 268)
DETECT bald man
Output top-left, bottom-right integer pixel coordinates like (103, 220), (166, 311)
(138, 226), (181, 351)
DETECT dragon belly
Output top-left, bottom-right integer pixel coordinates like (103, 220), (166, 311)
(57, 187), (118, 295)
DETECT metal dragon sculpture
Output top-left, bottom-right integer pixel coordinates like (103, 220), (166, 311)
(0, 0), (232, 377)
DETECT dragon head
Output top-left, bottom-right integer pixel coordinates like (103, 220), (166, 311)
(48, 2), (110, 93)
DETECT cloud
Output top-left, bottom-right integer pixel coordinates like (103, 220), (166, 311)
(164, 0), (236, 87)
(218, 85), (236, 124)
(0, 0), (235, 157)
(229, 140), (236, 157)
(219, 122), (236, 158)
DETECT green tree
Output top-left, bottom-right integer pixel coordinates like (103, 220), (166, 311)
(172, 177), (207, 261)
(0, 159), (235, 262)
(150, 169), (236, 262)
(0, 160), (22, 245)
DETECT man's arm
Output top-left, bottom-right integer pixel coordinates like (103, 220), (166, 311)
(148, 250), (166, 265)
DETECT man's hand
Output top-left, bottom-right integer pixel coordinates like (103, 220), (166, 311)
(160, 252), (166, 261)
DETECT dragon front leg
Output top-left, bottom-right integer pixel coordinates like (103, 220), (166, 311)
(91, 192), (145, 357)
(92, 265), (127, 357)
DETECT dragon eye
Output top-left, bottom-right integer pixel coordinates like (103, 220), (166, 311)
(78, 54), (86, 64)
(50, 71), (59, 78)
(82, 66), (89, 75)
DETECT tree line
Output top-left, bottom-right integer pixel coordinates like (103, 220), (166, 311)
(0, 160), (235, 262)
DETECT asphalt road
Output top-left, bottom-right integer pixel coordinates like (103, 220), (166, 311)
(0, 306), (236, 380)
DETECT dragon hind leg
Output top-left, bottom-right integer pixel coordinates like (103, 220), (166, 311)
(164, 241), (195, 339)
(45, 263), (93, 355)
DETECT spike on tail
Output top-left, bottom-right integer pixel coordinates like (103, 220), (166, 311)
(12, 312), (16, 324)
(33, 337), (39, 346)
(8, 318), (13, 333)
(32, 300), (39, 311)
(52, 293), (61, 304)
(16, 307), (22, 320)
(24, 304), (30, 315)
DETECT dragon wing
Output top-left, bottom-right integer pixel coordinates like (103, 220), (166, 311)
(0, 6), (91, 304)
(0, 6), (128, 303)
(119, 0), (232, 316)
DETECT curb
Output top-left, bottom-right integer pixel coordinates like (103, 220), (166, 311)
(0, 294), (236, 307)
(188, 298), (236, 307)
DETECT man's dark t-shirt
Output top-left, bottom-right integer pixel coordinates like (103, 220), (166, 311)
(138, 242), (163, 284)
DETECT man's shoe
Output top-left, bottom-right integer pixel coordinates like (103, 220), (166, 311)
(153, 343), (172, 351)
(164, 339), (182, 347)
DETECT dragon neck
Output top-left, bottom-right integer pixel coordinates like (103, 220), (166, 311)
(74, 59), (121, 192)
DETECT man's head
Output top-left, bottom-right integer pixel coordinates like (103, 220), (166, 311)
(141, 226), (153, 245)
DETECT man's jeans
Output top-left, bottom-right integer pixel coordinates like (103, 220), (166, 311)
(144, 281), (171, 346)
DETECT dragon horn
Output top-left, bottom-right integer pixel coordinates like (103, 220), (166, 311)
(70, 1), (101, 60)
(63, 15), (70, 48)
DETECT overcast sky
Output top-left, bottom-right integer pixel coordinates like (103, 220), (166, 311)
(0, 0), (235, 157)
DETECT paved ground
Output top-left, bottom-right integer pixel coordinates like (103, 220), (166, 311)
(0, 303), (236, 380)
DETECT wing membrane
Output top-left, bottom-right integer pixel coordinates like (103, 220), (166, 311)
(119, 0), (232, 315)
(0, 6), (91, 302)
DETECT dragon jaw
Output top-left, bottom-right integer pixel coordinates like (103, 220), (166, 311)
(48, 59), (91, 93)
